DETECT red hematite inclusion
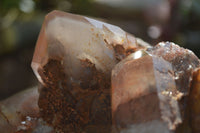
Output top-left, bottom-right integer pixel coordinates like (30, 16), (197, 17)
(31, 10), (200, 133)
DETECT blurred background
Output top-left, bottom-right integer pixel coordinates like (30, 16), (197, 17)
(0, 0), (200, 100)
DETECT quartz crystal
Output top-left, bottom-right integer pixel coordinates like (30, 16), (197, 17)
(31, 10), (148, 133)
(1, 10), (199, 133)
(112, 42), (200, 133)
(32, 10), (148, 84)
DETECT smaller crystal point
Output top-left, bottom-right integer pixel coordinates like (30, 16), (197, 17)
(112, 42), (200, 132)
(0, 88), (40, 133)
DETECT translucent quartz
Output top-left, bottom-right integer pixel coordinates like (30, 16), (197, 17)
(31, 10), (148, 133)
(30, 10), (200, 133)
(0, 88), (40, 133)
(31, 10), (148, 84)
(2, 10), (200, 133)
(112, 42), (200, 133)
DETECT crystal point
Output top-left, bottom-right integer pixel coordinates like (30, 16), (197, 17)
(112, 42), (200, 132)
(31, 10), (147, 132)
(31, 10), (146, 84)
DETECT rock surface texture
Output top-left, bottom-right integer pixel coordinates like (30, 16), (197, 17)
(0, 10), (199, 133)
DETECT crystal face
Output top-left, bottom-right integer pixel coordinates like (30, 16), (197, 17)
(5, 10), (196, 133)
(112, 42), (200, 133)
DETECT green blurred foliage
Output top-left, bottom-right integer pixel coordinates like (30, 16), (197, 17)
(0, 0), (21, 12)
(0, 0), (96, 55)
(0, 0), (199, 56)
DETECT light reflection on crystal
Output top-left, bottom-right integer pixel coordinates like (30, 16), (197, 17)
(132, 50), (142, 59)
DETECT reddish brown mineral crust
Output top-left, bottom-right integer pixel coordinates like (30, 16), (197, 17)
(189, 68), (200, 133)
(113, 44), (137, 61)
(38, 58), (111, 132)
(112, 42), (200, 133)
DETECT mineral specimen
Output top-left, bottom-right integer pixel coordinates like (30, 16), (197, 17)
(31, 10), (148, 133)
(1, 10), (200, 133)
